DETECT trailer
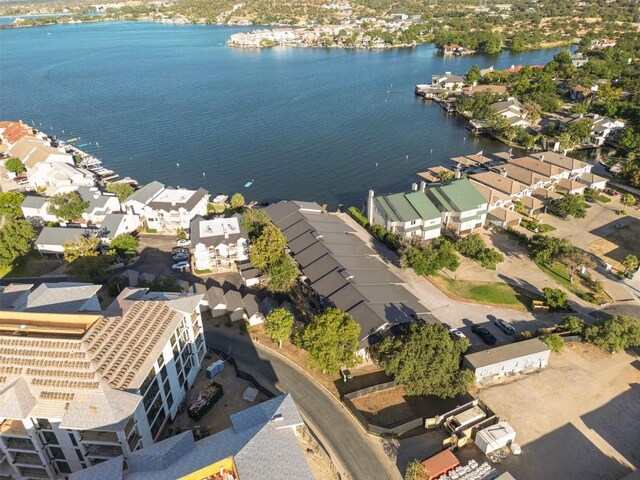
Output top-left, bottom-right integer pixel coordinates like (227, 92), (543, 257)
(187, 382), (224, 421)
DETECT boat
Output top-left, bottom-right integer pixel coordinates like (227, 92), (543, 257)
(244, 179), (254, 188)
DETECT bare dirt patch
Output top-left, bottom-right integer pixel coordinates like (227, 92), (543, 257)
(351, 386), (416, 428)
(589, 227), (638, 271)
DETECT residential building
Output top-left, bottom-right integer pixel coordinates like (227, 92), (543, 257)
(368, 190), (442, 240)
(121, 181), (165, 217)
(0, 286), (206, 479)
(189, 215), (248, 272)
(75, 187), (121, 225)
(570, 52), (588, 67)
(469, 171), (531, 198)
(492, 163), (552, 190)
(424, 179), (489, 235)
(529, 151), (592, 177)
(555, 177), (586, 195)
(577, 172), (608, 190)
(264, 201), (434, 354)
(8, 138), (73, 171)
(518, 195), (544, 216)
(69, 394), (314, 480)
(463, 338), (551, 382)
(238, 262), (262, 287)
(486, 207), (523, 228)
(429, 72), (465, 90)
(469, 182), (512, 211)
(563, 113), (625, 146)
(0, 282), (101, 313)
(508, 155), (570, 180)
(99, 214), (141, 241)
(35, 227), (95, 255)
(20, 196), (58, 224)
(0, 121), (37, 146)
(460, 84), (507, 97)
(224, 290), (245, 322)
(28, 162), (95, 195)
(242, 293), (264, 326)
(490, 97), (531, 127)
(205, 285), (227, 317)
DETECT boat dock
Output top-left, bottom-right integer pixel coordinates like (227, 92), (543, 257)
(59, 138), (127, 185)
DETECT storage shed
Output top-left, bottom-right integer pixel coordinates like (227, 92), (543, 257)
(464, 338), (551, 382)
(421, 449), (460, 480)
(474, 421), (516, 454)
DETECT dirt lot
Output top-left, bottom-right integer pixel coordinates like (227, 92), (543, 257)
(478, 343), (640, 480)
(169, 354), (269, 436)
(589, 224), (638, 272)
(351, 387), (416, 428)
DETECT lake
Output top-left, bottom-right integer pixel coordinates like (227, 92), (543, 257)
(0, 22), (563, 208)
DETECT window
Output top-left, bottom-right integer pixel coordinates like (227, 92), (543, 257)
(75, 449), (84, 462)
(166, 392), (174, 410)
(143, 379), (160, 410)
(146, 395), (163, 425)
(42, 431), (58, 445)
(55, 461), (71, 474)
(69, 433), (78, 447)
(48, 447), (65, 460)
(159, 366), (168, 382)
(36, 418), (52, 430)
(163, 378), (171, 396)
(157, 352), (165, 368)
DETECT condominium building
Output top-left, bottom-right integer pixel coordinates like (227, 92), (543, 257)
(0, 286), (206, 479)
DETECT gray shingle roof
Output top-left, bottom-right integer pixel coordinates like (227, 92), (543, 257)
(124, 181), (164, 205)
(35, 227), (94, 248)
(465, 338), (550, 369)
(24, 282), (101, 313)
(100, 213), (127, 239)
(21, 195), (48, 209)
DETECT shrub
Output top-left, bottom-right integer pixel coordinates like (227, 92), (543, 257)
(542, 287), (568, 310)
(558, 315), (585, 335)
(584, 315), (640, 352)
(539, 333), (564, 353)
(370, 223), (388, 243)
(505, 226), (528, 244)
(347, 206), (369, 228)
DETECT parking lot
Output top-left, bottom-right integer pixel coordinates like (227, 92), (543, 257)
(477, 343), (640, 480)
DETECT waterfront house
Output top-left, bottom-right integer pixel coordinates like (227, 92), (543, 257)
(440, 44), (472, 56)
(490, 97), (531, 128)
(35, 227), (96, 255)
(99, 213), (142, 241)
(75, 186), (122, 225)
(529, 151), (592, 177)
(460, 84), (508, 97)
(508, 155), (570, 180)
(123, 182), (209, 233)
(368, 190), (442, 240)
(469, 171), (531, 199)
(0, 121), (37, 146)
(8, 137), (73, 170)
(424, 179), (489, 235)
(577, 172), (608, 190)
(430, 72), (465, 90)
(562, 113), (625, 147)
(28, 161), (96, 194)
(264, 201), (431, 355)
(469, 182), (512, 211)
(189, 215), (249, 272)
(491, 163), (553, 190)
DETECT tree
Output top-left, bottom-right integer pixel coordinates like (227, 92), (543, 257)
(265, 308), (295, 347)
(622, 254), (639, 275)
(621, 193), (636, 206)
(5, 157), (25, 174)
(538, 333), (564, 354)
(484, 33), (503, 54)
(300, 308), (360, 373)
(584, 315), (640, 352)
(64, 236), (113, 282)
(108, 234), (138, 257)
(376, 323), (474, 398)
(230, 192), (245, 210)
(249, 224), (287, 270)
(542, 287), (568, 309)
(557, 248), (595, 283)
(484, 110), (510, 133)
(140, 275), (183, 292)
(527, 234), (571, 264)
(437, 170), (455, 182)
(552, 194), (587, 219)
(405, 460), (427, 480)
(176, 227), (187, 241)
(64, 236), (99, 264)
(465, 64), (481, 85)
(264, 255), (299, 293)
(0, 219), (35, 267)
(455, 233), (485, 257)
(48, 191), (89, 222)
(402, 240), (459, 276)
(566, 118), (594, 145)
(241, 208), (271, 239)
(0, 192), (25, 219)
(559, 315), (585, 335)
(106, 182), (134, 202)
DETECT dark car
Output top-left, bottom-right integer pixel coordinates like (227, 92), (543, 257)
(172, 253), (190, 261)
(471, 325), (497, 345)
(494, 319), (516, 335)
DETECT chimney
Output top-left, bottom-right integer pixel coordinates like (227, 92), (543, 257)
(455, 167), (462, 179)
(419, 180), (427, 191)
(540, 155), (544, 162)
(501, 168), (508, 177)
(367, 190), (375, 225)
(411, 183), (418, 191)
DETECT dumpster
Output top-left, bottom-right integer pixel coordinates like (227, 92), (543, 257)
(187, 382), (224, 421)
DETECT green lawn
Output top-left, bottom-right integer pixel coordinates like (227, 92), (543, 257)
(535, 261), (607, 304)
(207, 203), (226, 214)
(0, 254), (63, 279)
(430, 276), (534, 311)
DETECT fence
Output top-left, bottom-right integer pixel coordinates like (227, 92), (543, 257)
(342, 381), (424, 436)
(207, 347), (276, 399)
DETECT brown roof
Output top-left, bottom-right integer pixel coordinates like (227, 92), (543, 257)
(462, 85), (508, 96)
(417, 166), (454, 183)
(509, 156), (567, 178)
(0, 121), (35, 145)
(494, 163), (551, 187)
(556, 178), (584, 192)
(488, 207), (523, 223)
(470, 181), (511, 205)
(469, 171), (528, 196)
(531, 188), (562, 201)
(519, 195), (544, 210)
(530, 151), (589, 172)
(451, 154), (491, 167)
(421, 450), (460, 478)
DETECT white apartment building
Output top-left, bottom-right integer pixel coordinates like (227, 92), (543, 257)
(0, 287), (206, 479)
(189, 215), (249, 271)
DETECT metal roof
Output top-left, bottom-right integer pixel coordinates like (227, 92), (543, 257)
(376, 191), (441, 223)
(465, 339), (550, 369)
(426, 179), (488, 213)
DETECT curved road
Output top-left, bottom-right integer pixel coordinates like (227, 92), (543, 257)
(204, 327), (402, 480)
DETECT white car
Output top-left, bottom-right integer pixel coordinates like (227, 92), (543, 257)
(449, 328), (467, 340)
(172, 260), (189, 271)
(176, 239), (190, 247)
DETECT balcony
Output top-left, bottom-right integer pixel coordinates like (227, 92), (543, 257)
(17, 467), (49, 479)
(12, 452), (44, 466)
(0, 420), (29, 437)
(5, 438), (35, 451)
(84, 444), (123, 458)
(79, 430), (119, 444)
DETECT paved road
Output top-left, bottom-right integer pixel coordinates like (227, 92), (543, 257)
(204, 327), (402, 480)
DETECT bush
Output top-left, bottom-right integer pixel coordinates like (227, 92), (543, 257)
(584, 315), (640, 353)
(347, 206), (369, 228)
(539, 333), (564, 353)
(542, 287), (568, 310)
(476, 248), (504, 270)
(505, 226), (528, 244)
(384, 232), (400, 251)
(559, 315), (585, 335)
(455, 233), (504, 269)
(370, 223), (388, 243)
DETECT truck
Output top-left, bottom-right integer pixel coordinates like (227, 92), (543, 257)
(187, 382), (224, 421)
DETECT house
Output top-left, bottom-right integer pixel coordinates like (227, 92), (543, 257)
(425, 179), (489, 235)
(563, 113), (625, 146)
(555, 177), (586, 195)
(99, 213), (141, 240)
(416, 166), (455, 184)
(69, 394), (314, 480)
(28, 161), (96, 194)
(502, 64), (544, 74)
(430, 72), (465, 90)
(242, 293), (264, 326)
(570, 85), (593, 101)
(486, 207), (523, 228)
(451, 153), (493, 168)
(20, 195), (58, 223)
(570, 52), (589, 67)
(469, 171), (531, 198)
(460, 85), (508, 97)
(531, 187), (562, 205)
(190, 215), (248, 272)
(0, 282), (101, 312)
(463, 338), (551, 382)
(440, 44), (472, 56)
(264, 201), (432, 354)
(490, 97), (531, 128)
(8, 137), (73, 170)
(577, 172), (608, 190)
(518, 195), (545, 216)
(492, 163), (552, 190)
(590, 38), (616, 49)
(205, 285), (227, 317)
(35, 227), (97, 255)
(529, 151), (592, 177)
(0, 121), (36, 146)
(224, 290), (245, 322)
(144, 187), (209, 233)
(122, 181), (165, 216)
(469, 182), (512, 211)
(368, 190), (442, 240)
(508, 155), (569, 180)
(73, 186), (122, 224)
(239, 262), (262, 287)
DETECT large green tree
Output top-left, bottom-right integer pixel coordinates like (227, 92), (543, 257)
(0, 192), (25, 219)
(265, 308), (295, 347)
(527, 234), (571, 264)
(241, 208), (271, 239)
(584, 315), (640, 352)
(230, 192), (245, 210)
(108, 234), (138, 257)
(264, 255), (299, 293)
(64, 236), (112, 282)
(48, 191), (89, 222)
(249, 223), (287, 270)
(300, 308), (361, 373)
(622, 254), (639, 275)
(552, 194), (587, 219)
(375, 323), (474, 398)
(557, 248), (595, 283)
(0, 219), (35, 267)
(5, 157), (25, 174)
(106, 182), (134, 202)
(542, 287), (568, 309)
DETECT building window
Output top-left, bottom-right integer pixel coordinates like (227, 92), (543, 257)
(55, 461), (71, 474)
(69, 433), (78, 447)
(48, 447), (65, 460)
(36, 418), (52, 430)
(75, 449), (84, 462)
(42, 431), (58, 445)
(166, 392), (174, 410)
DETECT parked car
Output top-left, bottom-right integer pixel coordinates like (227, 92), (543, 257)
(585, 195), (595, 203)
(176, 239), (190, 247)
(172, 247), (189, 254)
(172, 261), (189, 271)
(172, 253), (190, 261)
(471, 325), (497, 345)
(494, 319), (515, 335)
(449, 328), (467, 340)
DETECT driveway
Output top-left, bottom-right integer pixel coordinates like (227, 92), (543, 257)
(204, 327), (403, 480)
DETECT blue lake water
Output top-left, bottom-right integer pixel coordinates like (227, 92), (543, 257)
(0, 22), (563, 207)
